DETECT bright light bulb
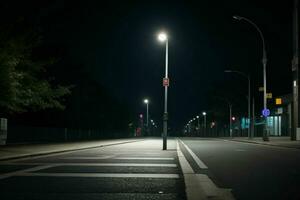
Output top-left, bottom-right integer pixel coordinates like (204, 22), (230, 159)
(144, 99), (149, 104)
(158, 33), (167, 41)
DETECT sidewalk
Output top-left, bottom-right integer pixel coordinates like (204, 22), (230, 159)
(0, 138), (142, 161)
(226, 136), (300, 149)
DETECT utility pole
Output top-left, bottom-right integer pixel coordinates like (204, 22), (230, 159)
(292, 0), (299, 141)
(252, 97), (255, 138)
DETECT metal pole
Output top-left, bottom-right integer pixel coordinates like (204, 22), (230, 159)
(163, 39), (168, 150)
(252, 97), (255, 138)
(197, 118), (200, 136)
(248, 76), (251, 138)
(263, 50), (269, 141)
(147, 103), (149, 130)
(292, 0), (299, 141)
(225, 70), (251, 138)
(204, 115), (206, 135)
(233, 16), (269, 141)
(230, 104), (232, 137)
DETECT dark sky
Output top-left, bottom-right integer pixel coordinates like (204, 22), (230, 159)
(15, 0), (294, 130)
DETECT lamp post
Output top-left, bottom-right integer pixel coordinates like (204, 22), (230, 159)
(143, 99), (149, 132)
(292, 0), (299, 141)
(158, 32), (169, 150)
(229, 104), (233, 137)
(202, 112), (207, 135)
(233, 15), (269, 141)
(196, 115), (200, 136)
(225, 70), (251, 139)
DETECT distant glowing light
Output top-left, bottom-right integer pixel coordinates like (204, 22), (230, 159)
(144, 99), (149, 104)
(158, 32), (167, 42)
(202, 112), (206, 116)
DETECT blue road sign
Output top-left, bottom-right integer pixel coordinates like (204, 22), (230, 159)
(262, 108), (270, 117)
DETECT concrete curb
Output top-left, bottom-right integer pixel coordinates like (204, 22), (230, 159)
(177, 139), (235, 200)
(0, 139), (143, 161)
(227, 139), (300, 149)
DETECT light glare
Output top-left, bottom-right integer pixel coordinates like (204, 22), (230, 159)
(158, 33), (167, 41)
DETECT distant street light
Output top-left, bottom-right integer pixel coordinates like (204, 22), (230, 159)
(158, 31), (169, 150)
(225, 70), (252, 139)
(196, 115), (200, 135)
(143, 99), (149, 128)
(233, 15), (269, 141)
(202, 112), (207, 135)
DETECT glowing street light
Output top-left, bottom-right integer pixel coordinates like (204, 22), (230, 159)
(158, 32), (167, 42)
(158, 31), (169, 150)
(202, 112), (207, 135)
(143, 99), (149, 128)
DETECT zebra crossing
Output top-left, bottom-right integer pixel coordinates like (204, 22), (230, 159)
(0, 139), (186, 200)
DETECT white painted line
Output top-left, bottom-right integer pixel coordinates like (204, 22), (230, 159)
(2, 163), (177, 167)
(176, 139), (235, 200)
(179, 140), (208, 169)
(176, 141), (194, 174)
(61, 156), (115, 159)
(235, 149), (246, 152)
(114, 157), (174, 160)
(0, 164), (56, 180)
(18, 172), (180, 179)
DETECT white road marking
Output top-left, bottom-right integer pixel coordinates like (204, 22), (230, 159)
(61, 156), (115, 159)
(179, 140), (208, 169)
(0, 162), (177, 167)
(176, 141), (194, 173)
(235, 149), (246, 152)
(177, 139), (235, 200)
(114, 157), (174, 160)
(18, 172), (180, 179)
(0, 164), (57, 180)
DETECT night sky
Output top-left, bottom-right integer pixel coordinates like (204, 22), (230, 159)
(4, 1), (294, 132)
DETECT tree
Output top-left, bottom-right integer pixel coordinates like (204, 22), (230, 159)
(0, 17), (71, 115)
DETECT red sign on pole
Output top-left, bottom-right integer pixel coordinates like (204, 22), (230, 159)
(163, 78), (169, 87)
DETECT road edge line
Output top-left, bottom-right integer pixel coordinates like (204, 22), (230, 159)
(177, 139), (235, 200)
(179, 139), (208, 169)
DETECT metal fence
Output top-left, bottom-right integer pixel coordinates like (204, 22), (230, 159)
(7, 126), (131, 143)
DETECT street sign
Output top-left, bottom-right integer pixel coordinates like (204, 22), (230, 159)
(267, 93), (272, 99)
(262, 108), (270, 117)
(163, 78), (169, 87)
(275, 98), (282, 105)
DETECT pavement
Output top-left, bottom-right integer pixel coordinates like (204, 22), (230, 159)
(0, 138), (186, 200)
(0, 138), (143, 161)
(1, 136), (299, 200)
(0, 138), (237, 200)
(225, 136), (300, 149)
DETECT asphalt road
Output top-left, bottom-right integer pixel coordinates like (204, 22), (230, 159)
(180, 138), (300, 200)
(0, 139), (186, 200)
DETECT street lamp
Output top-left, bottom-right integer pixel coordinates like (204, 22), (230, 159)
(233, 15), (269, 141)
(202, 112), (207, 135)
(196, 115), (200, 135)
(225, 70), (252, 139)
(143, 99), (149, 128)
(158, 32), (169, 150)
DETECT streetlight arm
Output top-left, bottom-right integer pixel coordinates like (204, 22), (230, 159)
(234, 16), (266, 60)
(224, 70), (249, 81)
